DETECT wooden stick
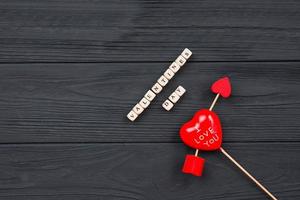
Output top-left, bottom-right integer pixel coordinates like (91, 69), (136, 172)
(194, 149), (199, 156)
(220, 147), (278, 200)
(194, 93), (220, 157)
(209, 93), (220, 111)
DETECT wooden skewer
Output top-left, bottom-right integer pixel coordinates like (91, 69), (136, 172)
(194, 149), (199, 156)
(220, 147), (278, 200)
(209, 93), (220, 111)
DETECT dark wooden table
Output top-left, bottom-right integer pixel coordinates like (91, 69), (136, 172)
(0, 0), (299, 199)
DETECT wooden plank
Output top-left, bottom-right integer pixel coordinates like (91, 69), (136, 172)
(0, 143), (298, 200)
(0, 0), (300, 63)
(0, 62), (299, 143)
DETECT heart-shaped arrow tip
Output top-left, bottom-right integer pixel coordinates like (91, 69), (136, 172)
(211, 77), (231, 98)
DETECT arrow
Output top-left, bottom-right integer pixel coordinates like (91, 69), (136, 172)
(194, 76), (278, 200)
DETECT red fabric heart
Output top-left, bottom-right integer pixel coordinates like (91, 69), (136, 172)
(180, 109), (222, 151)
(211, 77), (231, 98)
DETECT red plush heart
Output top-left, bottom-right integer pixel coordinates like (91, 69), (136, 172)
(211, 77), (231, 98)
(180, 109), (222, 151)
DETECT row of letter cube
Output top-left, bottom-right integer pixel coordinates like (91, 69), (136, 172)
(127, 48), (192, 121)
(162, 86), (186, 111)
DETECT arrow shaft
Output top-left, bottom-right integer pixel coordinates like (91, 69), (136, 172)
(194, 149), (199, 156)
(209, 93), (220, 111)
(220, 147), (278, 200)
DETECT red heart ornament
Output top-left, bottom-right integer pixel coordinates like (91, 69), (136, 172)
(211, 77), (231, 98)
(180, 109), (222, 151)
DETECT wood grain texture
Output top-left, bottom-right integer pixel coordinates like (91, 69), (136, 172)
(0, 143), (298, 200)
(0, 0), (300, 63)
(0, 62), (299, 143)
(0, 0), (299, 199)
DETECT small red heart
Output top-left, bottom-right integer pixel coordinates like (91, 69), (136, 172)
(211, 77), (231, 98)
(180, 109), (222, 151)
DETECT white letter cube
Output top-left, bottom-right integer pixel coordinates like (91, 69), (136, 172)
(162, 100), (174, 111)
(127, 110), (138, 121)
(151, 83), (163, 94)
(169, 62), (180, 73)
(157, 75), (168, 86)
(181, 48), (192, 59)
(175, 85), (186, 97)
(145, 90), (156, 101)
(169, 92), (180, 103)
(139, 97), (150, 109)
(164, 68), (175, 80)
(175, 55), (186, 67)
(133, 103), (144, 115)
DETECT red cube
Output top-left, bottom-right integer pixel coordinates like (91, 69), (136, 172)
(182, 154), (205, 176)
